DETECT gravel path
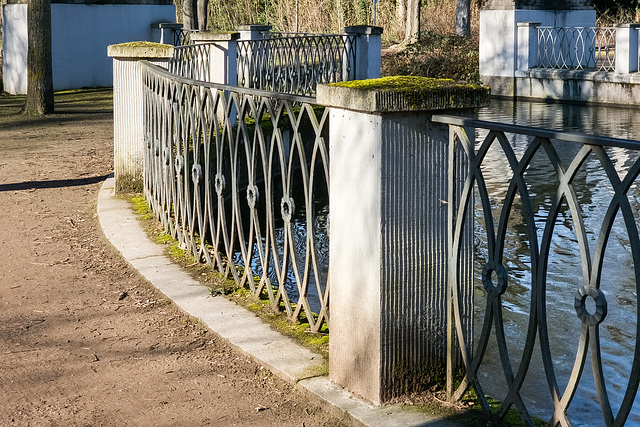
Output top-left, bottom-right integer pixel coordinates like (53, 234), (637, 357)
(0, 89), (338, 426)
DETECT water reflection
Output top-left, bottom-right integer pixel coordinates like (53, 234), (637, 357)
(472, 99), (640, 425)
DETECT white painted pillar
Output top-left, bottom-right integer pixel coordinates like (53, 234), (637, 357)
(238, 24), (272, 41)
(107, 42), (174, 193)
(615, 24), (640, 74)
(317, 78), (488, 404)
(151, 22), (183, 45)
(190, 31), (240, 86)
(517, 22), (541, 72)
(344, 25), (383, 80)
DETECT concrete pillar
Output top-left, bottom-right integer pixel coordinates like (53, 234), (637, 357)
(517, 22), (541, 72)
(190, 31), (240, 85)
(151, 22), (183, 45)
(317, 77), (489, 404)
(615, 24), (640, 74)
(344, 25), (383, 80)
(238, 24), (272, 41)
(107, 42), (174, 193)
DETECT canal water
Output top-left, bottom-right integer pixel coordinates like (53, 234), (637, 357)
(473, 99), (640, 425)
(235, 98), (640, 425)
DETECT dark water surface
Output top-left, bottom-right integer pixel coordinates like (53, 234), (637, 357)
(472, 99), (640, 425)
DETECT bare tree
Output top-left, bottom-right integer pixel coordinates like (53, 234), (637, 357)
(197, 0), (207, 30)
(25, 0), (54, 115)
(456, 0), (471, 37)
(183, 0), (196, 30)
(405, 0), (420, 42)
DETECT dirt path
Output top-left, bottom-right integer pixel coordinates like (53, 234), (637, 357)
(0, 89), (339, 426)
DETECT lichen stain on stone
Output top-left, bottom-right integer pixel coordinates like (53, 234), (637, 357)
(331, 76), (490, 110)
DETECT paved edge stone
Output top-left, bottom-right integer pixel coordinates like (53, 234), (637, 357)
(97, 176), (461, 427)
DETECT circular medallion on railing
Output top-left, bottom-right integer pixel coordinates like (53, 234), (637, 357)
(481, 261), (508, 296)
(191, 164), (202, 184)
(145, 135), (152, 150)
(280, 197), (295, 223)
(246, 185), (259, 208)
(574, 286), (607, 326)
(175, 156), (184, 175)
(214, 174), (226, 195)
(154, 140), (160, 157)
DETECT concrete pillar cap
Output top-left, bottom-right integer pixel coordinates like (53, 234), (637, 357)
(107, 42), (174, 58)
(317, 76), (490, 113)
(190, 32), (241, 42)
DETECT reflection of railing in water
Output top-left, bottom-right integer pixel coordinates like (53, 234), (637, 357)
(435, 114), (640, 425)
(141, 60), (330, 332)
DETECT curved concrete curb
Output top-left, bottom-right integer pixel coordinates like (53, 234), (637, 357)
(97, 177), (460, 427)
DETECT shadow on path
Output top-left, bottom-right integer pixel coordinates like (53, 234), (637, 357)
(0, 173), (112, 192)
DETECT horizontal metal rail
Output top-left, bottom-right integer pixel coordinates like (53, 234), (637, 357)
(141, 60), (330, 332)
(433, 113), (640, 425)
(236, 34), (356, 96)
(537, 26), (616, 71)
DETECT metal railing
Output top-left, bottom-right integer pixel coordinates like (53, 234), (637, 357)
(167, 43), (212, 81)
(174, 29), (200, 46)
(537, 26), (616, 71)
(236, 34), (357, 96)
(141, 61), (330, 333)
(435, 114), (640, 425)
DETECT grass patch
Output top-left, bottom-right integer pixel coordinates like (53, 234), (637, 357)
(0, 87), (113, 126)
(125, 194), (329, 359)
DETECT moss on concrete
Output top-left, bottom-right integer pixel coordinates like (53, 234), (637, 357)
(107, 42), (174, 58)
(318, 76), (490, 113)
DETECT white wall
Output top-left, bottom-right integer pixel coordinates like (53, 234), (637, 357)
(479, 9), (596, 78)
(2, 4), (28, 94)
(2, 3), (175, 94)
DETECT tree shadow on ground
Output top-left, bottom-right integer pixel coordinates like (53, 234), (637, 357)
(0, 173), (112, 192)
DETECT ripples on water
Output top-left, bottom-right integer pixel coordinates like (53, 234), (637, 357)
(473, 99), (640, 425)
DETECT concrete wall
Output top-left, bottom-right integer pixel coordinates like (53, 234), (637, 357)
(2, 2), (175, 94)
(479, 8), (596, 96)
(514, 69), (640, 104)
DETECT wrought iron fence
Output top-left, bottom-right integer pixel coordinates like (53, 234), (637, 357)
(174, 29), (200, 46)
(141, 60), (330, 332)
(537, 26), (616, 71)
(435, 114), (640, 425)
(167, 43), (212, 81)
(236, 34), (357, 96)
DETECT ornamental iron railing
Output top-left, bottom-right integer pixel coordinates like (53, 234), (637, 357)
(236, 34), (357, 96)
(141, 61), (330, 332)
(167, 43), (212, 81)
(537, 26), (616, 71)
(435, 114), (640, 425)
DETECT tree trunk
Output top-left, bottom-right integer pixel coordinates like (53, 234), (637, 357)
(397, 0), (406, 38)
(183, 0), (196, 30)
(405, 0), (420, 42)
(196, 0), (207, 30)
(25, 0), (54, 115)
(455, 0), (471, 37)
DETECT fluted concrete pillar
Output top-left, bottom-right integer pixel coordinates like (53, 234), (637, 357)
(108, 42), (174, 193)
(317, 77), (489, 404)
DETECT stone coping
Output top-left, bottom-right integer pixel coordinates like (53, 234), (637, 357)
(345, 25), (384, 35)
(523, 68), (640, 83)
(190, 32), (241, 42)
(107, 42), (174, 58)
(317, 76), (490, 113)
